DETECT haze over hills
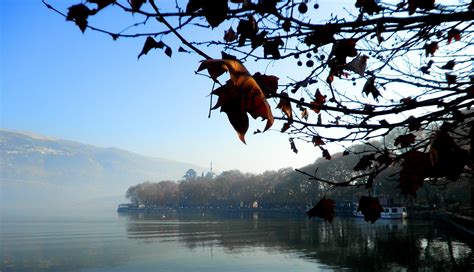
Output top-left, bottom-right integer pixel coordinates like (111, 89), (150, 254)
(0, 130), (205, 217)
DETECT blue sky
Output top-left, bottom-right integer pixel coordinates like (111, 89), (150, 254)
(0, 0), (348, 173)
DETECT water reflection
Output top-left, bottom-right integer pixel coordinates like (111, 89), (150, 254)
(1, 214), (472, 271)
(1, 218), (132, 271)
(123, 212), (473, 271)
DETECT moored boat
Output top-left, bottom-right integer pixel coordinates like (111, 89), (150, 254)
(353, 204), (408, 219)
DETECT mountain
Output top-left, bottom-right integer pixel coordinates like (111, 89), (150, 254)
(0, 130), (204, 217)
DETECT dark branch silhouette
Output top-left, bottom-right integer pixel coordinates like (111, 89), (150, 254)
(45, 0), (474, 222)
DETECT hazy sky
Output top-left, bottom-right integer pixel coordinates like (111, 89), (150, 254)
(1, 1), (353, 174)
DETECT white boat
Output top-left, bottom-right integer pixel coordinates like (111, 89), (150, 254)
(353, 205), (408, 219)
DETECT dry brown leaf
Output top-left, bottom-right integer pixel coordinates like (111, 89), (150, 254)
(200, 59), (274, 142)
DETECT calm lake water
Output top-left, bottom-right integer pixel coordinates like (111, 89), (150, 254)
(1, 212), (473, 271)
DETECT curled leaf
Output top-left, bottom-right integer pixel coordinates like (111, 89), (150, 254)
(201, 59), (274, 142)
(281, 122), (291, 133)
(276, 92), (292, 121)
(290, 138), (298, 153)
(301, 108), (309, 120)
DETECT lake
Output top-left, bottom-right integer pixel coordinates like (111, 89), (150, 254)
(1, 212), (473, 271)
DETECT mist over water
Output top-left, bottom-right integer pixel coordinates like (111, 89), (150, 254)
(1, 213), (473, 271)
(0, 182), (126, 219)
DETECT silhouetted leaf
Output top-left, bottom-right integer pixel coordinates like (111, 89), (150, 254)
(178, 46), (190, 53)
(445, 73), (457, 85)
(407, 116), (421, 131)
(306, 197), (335, 223)
(263, 38), (283, 59)
(440, 59), (456, 70)
(253, 72), (279, 96)
(281, 122), (291, 132)
(224, 27), (237, 43)
(321, 146), (331, 160)
(164, 46), (172, 57)
(399, 151), (432, 197)
(128, 0), (146, 12)
(420, 60), (433, 74)
(67, 4), (93, 33)
(379, 119), (389, 126)
(357, 196), (384, 223)
(138, 37), (165, 59)
(447, 28), (461, 43)
(430, 128), (470, 180)
(331, 39), (358, 60)
(424, 42), (438, 57)
(290, 138), (298, 153)
(237, 15), (258, 46)
(310, 89), (326, 113)
(304, 25), (336, 47)
(362, 77), (380, 100)
(353, 154), (375, 171)
(282, 19), (291, 32)
(312, 136), (325, 146)
(251, 31), (267, 49)
(203, 0), (228, 28)
(394, 133), (416, 148)
(400, 97), (415, 105)
(376, 151), (393, 165)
